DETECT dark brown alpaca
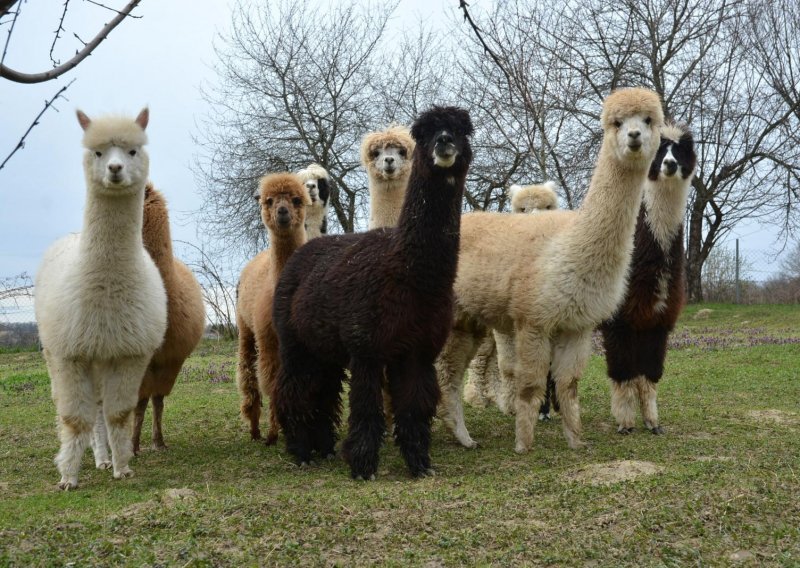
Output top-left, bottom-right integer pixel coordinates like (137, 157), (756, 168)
(272, 106), (474, 480)
(133, 184), (205, 453)
(236, 173), (310, 444)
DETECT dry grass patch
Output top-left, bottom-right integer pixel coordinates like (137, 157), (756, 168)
(747, 409), (799, 425)
(566, 460), (664, 486)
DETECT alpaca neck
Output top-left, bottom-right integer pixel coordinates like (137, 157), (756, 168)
(395, 166), (464, 284)
(269, 228), (306, 273)
(79, 184), (146, 266)
(643, 178), (690, 251)
(142, 204), (175, 282)
(369, 176), (408, 229)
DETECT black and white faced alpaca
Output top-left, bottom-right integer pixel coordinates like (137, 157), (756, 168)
(296, 163), (330, 239)
(600, 123), (697, 435)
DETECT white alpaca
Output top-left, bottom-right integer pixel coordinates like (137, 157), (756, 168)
(35, 108), (167, 489)
(296, 163), (330, 239)
(437, 88), (664, 453)
(509, 181), (559, 213)
(361, 125), (416, 229)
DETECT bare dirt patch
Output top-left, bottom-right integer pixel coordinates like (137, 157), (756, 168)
(566, 460), (664, 486)
(747, 409), (799, 426)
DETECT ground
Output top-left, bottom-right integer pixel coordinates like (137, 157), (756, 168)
(1, 304), (798, 566)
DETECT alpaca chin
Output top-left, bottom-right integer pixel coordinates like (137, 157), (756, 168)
(433, 153), (456, 168)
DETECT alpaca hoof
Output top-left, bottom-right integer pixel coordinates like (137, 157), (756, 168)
(298, 460), (315, 468)
(263, 435), (278, 446)
(113, 467), (134, 480)
(414, 468), (436, 478)
(96, 461), (112, 470)
(57, 479), (78, 490)
(538, 412), (551, 422)
(650, 426), (664, 435)
(354, 474), (376, 482)
(568, 439), (588, 450)
(617, 426), (635, 435)
(152, 442), (167, 451)
(514, 443), (529, 454)
(324, 452), (336, 461)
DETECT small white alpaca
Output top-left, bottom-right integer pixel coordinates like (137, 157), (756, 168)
(35, 108), (167, 489)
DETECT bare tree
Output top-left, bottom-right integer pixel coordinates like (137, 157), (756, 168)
(0, 272), (33, 304)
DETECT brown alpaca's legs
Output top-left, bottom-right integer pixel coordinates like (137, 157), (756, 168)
(611, 380), (638, 434)
(151, 394), (167, 449)
(513, 329), (550, 454)
(237, 323), (261, 440)
(132, 397), (149, 454)
(551, 330), (591, 449)
(635, 376), (662, 434)
(436, 328), (482, 448)
(464, 334), (494, 408)
(493, 330), (517, 415)
(256, 332), (281, 446)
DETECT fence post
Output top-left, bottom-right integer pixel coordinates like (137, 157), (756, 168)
(735, 238), (741, 304)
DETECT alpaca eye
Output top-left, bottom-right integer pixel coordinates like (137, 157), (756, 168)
(399, 149), (407, 157)
(129, 150), (137, 156)
(613, 120), (622, 128)
(292, 197), (302, 206)
(266, 198), (273, 207)
(95, 151), (102, 157)
(645, 117), (652, 125)
(370, 151), (379, 159)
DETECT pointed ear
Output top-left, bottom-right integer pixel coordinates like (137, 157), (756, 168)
(253, 190), (261, 203)
(544, 180), (557, 191)
(76, 110), (91, 131)
(135, 107), (149, 130)
(508, 184), (521, 198)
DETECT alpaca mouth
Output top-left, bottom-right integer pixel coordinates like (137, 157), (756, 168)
(433, 145), (457, 167)
(627, 142), (642, 152)
(383, 166), (397, 175)
(311, 197), (317, 203)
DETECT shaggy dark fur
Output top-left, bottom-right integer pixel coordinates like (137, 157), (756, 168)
(600, 129), (696, 432)
(273, 106), (474, 479)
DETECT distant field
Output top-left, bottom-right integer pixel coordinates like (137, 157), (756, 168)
(1, 304), (798, 566)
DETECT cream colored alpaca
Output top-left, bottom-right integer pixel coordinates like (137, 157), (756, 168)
(463, 181), (560, 412)
(296, 163), (330, 239)
(35, 109), (167, 489)
(437, 88), (664, 453)
(361, 125), (415, 229)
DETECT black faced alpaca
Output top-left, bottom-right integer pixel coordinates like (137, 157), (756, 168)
(273, 106), (474, 479)
(600, 124), (697, 435)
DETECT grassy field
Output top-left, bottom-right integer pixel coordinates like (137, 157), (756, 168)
(1, 303), (798, 566)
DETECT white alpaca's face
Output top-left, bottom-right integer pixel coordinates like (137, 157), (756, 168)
(369, 145), (409, 180)
(611, 113), (658, 166)
(304, 179), (320, 202)
(86, 144), (148, 194)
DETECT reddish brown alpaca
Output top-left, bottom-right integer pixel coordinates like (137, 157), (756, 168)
(133, 184), (205, 453)
(236, 173), (309, 444)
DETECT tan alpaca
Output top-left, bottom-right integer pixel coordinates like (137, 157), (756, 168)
(464, 181), (560, 412)
(437, 88), (664, 453)
(236, 173), (310, 444)
(132, 184), (205, 454)
(361, 125), (415, 229)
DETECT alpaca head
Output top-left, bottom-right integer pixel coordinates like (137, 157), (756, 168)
(296, 163), (331, 207)
(77, 108), (149, 195)
(411, 106), (474, 174)
(360, 125), (415, 183)
(648, 123), (696, 184)
(508, 181), (559, 213)
(256, 173), (310, 235)
(600, 88), (664, 168)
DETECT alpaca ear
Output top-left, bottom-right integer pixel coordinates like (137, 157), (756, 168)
(135, 107), (149, 130)
(253, 190), (261, 203)
(544, 180), (557, 191)
(508, 184), (521, 198)
(76, 110), (91, 131)
(317, 177), (330, 203)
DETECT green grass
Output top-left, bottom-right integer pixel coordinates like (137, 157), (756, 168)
(1, 304), (799, 566)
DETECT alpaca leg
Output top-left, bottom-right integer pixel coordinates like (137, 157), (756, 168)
(102, 357), (149, 480)
(513, 329), (551, 453)
(539, 373), (558, 421)
(49, 356), (95, 490)
(464, 334), (493, 408)
(388, 356), (440, 478)
(493, 330), (517, 416)
(611, 380), (638, 434)
(132, 397), (148, 455)
(307, 362), (345, 459)
(91, 403), (111, 469)
(635, 376), (663, 434)
(342, 358), (385, 480)
(435, 328), (481, 448)
(551, 330), (591, 449)
(151, 394), (167, 449)
(484, 340), (501, 406)
(237, 324), (262, 441)
(256, 338), (281, 446)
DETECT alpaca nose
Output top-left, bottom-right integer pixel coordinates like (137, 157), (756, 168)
(277, 206), (289, 216)
(628, 130), (641, 141)
(108, 163), (123, 174)
(436, 132), (453, 145)
(384, 156), (395, 164)
(664, 158), (678, 174)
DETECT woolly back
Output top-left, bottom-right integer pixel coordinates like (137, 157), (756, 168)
(142, 184), (174, 273)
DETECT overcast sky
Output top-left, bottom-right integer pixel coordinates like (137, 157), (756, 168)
(0, 0), (790, 284)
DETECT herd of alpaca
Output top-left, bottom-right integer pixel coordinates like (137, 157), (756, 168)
(35, 87), (699, 487)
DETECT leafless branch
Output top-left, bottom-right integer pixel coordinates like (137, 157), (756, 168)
(0, 0), (20, 67)
(49, 0), (71, 67)
(83, 0), (142, 17)
(0, 79), (75, 172)
(0, 0), (142, 83)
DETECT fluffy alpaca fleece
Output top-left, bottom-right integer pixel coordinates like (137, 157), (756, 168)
(35, 108), (167, 489)
(361, 125), (416, 229)
(295, 163), (330, 239)
(273, 107), (473, 479)
(600, 123), (696, 434)
(436, 88), (664, 453)
(464, 181), (560, 413)
(130, 184), (205, 454)
(236, 173), (310, 444)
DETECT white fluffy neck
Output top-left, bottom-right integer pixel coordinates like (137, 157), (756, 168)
(643, 176), (690, 251)
(80, 181), (146, 264)
(368, 176), (408, 229)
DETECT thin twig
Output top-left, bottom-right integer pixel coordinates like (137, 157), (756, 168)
(0, 79), (76, 172)
(0, 0), (20, 67)
(72, 32), (87, 47)
(83, 0), (142, 18)
(49, 0), (71, 67)
(457, 0), (514, 89)
(0, 0), (142, 83)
